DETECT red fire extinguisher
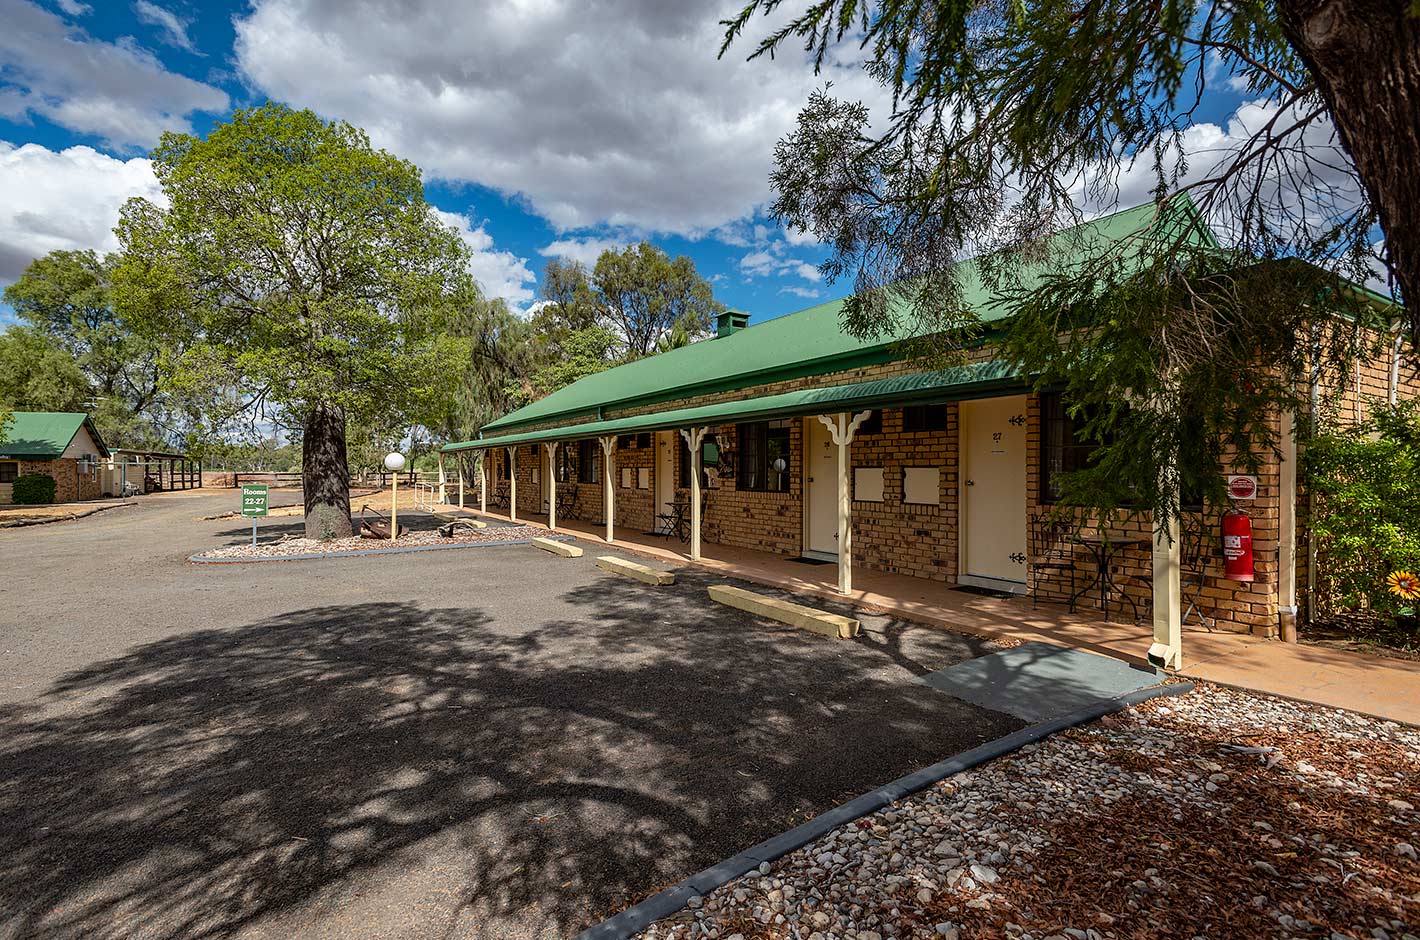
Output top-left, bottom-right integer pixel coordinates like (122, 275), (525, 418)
(1222, 509), (1254, 582)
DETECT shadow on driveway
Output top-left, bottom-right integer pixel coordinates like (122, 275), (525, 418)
(0, 571), (1020, 939)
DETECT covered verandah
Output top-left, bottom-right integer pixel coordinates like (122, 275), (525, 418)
(438, 363), (1191, 669)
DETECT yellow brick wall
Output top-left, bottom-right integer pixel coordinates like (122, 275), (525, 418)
(475, 332), (1413, 637)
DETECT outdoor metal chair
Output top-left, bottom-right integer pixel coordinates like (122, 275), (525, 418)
(1028, 510), (1077, 611)
(1124, 514), (1218, 630)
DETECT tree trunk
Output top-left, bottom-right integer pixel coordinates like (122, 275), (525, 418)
(302, 401), (353, 540)
(1275, 0), (1420, 341)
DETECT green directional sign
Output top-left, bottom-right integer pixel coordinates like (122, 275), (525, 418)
(240, 483), (269, 518)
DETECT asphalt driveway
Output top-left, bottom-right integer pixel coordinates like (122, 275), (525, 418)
(0, 492), (1021, 939)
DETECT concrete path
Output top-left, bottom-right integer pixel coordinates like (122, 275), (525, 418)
(919, 641), (1164, 723)
(495, 511), (1420, 726)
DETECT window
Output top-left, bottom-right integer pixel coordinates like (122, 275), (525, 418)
(1040, 392), (1100, 503)
(903, 404), (948, 432)
(678, 432), (719, 488)
(553, 445), (576, 483)
(857, 410), (882, 435)
(636, 432), (651, 449)
(578, 440), (599, 484)
(737, 421), (792, 492)
(0, 461), (16, 484)
(617, 434), (634, 449)
(493, 451), (506, 483)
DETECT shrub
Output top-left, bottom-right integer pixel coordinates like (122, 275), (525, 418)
(11, 472), (57, 505)
(1305, 400), (1420, 626)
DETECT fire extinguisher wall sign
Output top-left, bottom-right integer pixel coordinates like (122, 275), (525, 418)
(1222, 509), (1255, 582)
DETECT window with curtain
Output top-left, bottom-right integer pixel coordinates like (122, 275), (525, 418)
(1039, 392), (1100, 503)
(578, 440), (598, 484)
(737, 421), (791, 492)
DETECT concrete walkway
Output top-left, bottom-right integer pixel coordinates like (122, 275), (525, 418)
(459, 506), (1420, 726)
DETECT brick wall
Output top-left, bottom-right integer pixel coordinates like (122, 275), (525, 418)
(0, 458), (90, 504)
(471, 331), (1413, 638)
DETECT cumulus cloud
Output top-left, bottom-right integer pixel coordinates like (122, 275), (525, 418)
(233, 0), (888, 237)
(134, 0), (200, 54)
(432, 209), (537, 307)
(0, 145), (535, 313)
(0, 0), (227, 147)
(739, 248), (820, 282)
(0, 141), (161, 283)
(539, 235), (631, 267)
(54, 0), (90, 13)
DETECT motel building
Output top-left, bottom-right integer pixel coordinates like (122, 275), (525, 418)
(440, 204), (1417, 669)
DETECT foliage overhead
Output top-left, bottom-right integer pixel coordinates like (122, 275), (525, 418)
(723, 0), (1411, 527)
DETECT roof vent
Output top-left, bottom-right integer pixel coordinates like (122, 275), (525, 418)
(715, 309), (749, 337)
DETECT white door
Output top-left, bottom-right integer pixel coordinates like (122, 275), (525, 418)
(960, 395), (1028, 589)
(655, 431), (676, 516)
(804, 417), (838, 557)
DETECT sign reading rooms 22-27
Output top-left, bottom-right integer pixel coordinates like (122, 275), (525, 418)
(240, 483), (269, 518)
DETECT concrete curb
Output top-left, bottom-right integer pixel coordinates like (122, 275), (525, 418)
(0, 501), (134, 528)
(187, 533), (574, 564)
(574, 680), (1195, 940)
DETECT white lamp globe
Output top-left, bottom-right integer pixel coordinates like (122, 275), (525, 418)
(384, 452), (406, 472)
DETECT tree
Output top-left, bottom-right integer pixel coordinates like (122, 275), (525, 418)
(592, 243), (722, 358)
(4, 249), (164, 446)
(115, 104), (476, 539)
(0, 326), (92, 413)
(722, 0), (1412, 527)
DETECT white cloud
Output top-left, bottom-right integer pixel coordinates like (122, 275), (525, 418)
(54, 0), (90, 13)
(0, 0), (227, 147)
(0, 141), (162, 283)
(1075, 97), (1362, 248)
(432, 208), (537, 307)
(233, 0), (889, 237)
(134, 0), (199, 54)
(779, 285), (819, 299)
(539, 235), (631, 267)
(738, 246), (820, 282)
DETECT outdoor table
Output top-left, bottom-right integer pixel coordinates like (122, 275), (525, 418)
(655, 500), (692, 543)
(555, 484), (579, 521)
(1069, 533), (1151, 623)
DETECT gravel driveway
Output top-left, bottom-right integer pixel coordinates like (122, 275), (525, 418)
(0, 493), (1021, 940)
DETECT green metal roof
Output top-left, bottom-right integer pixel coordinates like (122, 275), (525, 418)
(482, 200), (1214, 436)
(0, 411), (110, 459)
(444, 360), (1021, 452)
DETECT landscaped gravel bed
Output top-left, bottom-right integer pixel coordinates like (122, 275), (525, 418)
(194, 524), (551, 559)
(637, 684), (1419, 940)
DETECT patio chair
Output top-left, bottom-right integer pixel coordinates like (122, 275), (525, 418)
(1028, 510), (1076, 610)
(1123, 514), (1217, 630)
(1179, 515), (1219, 631)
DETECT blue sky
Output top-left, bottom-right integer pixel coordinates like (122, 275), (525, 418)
(0, 0), (1271, 327)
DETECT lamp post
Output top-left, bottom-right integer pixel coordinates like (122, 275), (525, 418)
(384, 451), (406, 541)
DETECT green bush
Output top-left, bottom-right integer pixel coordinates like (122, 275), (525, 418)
(11, 472), (57, 505)
(1305, 400), (1420, 623)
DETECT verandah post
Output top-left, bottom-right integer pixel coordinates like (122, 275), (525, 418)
(600, 435), (617, 543)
